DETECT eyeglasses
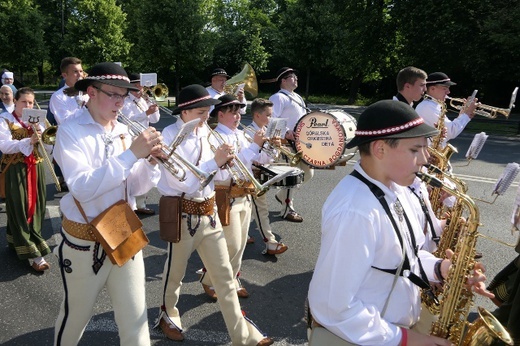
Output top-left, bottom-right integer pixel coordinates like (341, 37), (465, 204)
(284, 74), (297, 80)
(93, 86), (128, 102)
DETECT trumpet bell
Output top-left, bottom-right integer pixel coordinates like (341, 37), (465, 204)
(151, 83), (169, 101)
(225, 63), (258, 97)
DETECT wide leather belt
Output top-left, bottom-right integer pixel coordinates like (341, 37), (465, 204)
(215, 183), (254, 198)
(62, 216), (96, 241)
(182, 196), (215, 216)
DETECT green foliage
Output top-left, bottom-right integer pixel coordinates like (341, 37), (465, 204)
(0, 0), (47, 74)
(61, 0), (131, 65)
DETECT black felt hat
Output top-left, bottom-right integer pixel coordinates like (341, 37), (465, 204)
(276, 67), (297, 81)
(209, 94), (245, 117)
(426, 72), (457, 86)
(171, 84), (221, 115)
(74, 62), (139, 92)
(345, 100), (439, 149)
(210, 68), (231, 79)
(128, 73), (141, 83)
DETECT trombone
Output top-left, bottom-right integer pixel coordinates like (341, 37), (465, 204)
(238, 123), (302, 166)
(446, 87), (518, 119)
(118, 112), (216, 189)
(204, 122), (268, 197)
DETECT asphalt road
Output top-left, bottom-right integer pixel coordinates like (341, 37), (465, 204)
(1, 106), (520, 345)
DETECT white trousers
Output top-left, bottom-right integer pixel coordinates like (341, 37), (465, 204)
(160, 212), (264, 345)
(202, 196), (251, 289)
(54, 230), (150, 346)
(251, 193), (277, 244)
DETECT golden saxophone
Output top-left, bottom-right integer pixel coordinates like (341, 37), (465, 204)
(423, 95), (459, 218)
(416, 172), (513, 346)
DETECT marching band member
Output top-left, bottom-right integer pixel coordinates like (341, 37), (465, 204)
(122, 72), (160, 215)
(0, 85), (15, 114)
(307, 100), (491, 346)
(200, 94), (264, 300)
(269, 67), (312, 223)
(155, 84), (273, 346)
(247, 98), (288, 255)
(49, 57), (88, 192)
(53, 62), (161, 346)
(0, 87), (51, 272)
(415, 72), (478, 146)
(393, 66), (428, 106)
(49, 57), (88, 125)
(1, 71), (17, 94)
(206, 68), (247, 114)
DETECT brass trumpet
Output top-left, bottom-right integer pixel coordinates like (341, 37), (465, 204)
(118, 112), (216, 189)
(205, 122), (268, 197)
(238, 123), (302, 166)
(447, 87), (518, 118)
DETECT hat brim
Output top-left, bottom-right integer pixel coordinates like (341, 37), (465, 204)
(210, 100), (246, 117)
(212, 74), (231, 79)
(74, 78), (139, 92)
(345, 123), (439, 149)
(172, 98), (221, 115)
(428, 81), (457, 87)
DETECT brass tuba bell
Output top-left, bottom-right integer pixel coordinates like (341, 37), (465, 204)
(225, 63), (258, 97)
(151, 83), (169, 102)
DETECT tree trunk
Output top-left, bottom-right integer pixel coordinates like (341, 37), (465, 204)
(348, 74), (363, 104)
(305, 66), (310, 99)
(38, 63), (44, 85)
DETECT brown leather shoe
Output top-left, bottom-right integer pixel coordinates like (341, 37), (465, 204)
(283, 210), (303, 223)
(237, 287), (249, 298)
(135, 207), (155, 215)
(247, 235), (255, 244)
(32, 260), (50, 272)
(474, 251), (483, 259)
(257, 337), (274, 346)
(202, 283), (217, 300)
(159, 318), (184, 341)
(266, 242), (288, 256)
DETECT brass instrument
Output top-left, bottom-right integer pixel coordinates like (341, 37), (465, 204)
(238, 123), (302, 166)
(447, 87), (518, 119)
(224, 63), (258, 97)
(142, 84), (177, 117)
(28, 121), (61, 191)
(204, 122), (268, 197)
(118, 112), (216, 189)
(417, 172), (513, 346)
(423, 94), (459, 217)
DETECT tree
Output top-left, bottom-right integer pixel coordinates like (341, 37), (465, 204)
(61, 0), (131, 66)
(125, 0), (214, 95)
(0, 0), (47, 83)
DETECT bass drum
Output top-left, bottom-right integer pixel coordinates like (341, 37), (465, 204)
(293, 110), (357, 168)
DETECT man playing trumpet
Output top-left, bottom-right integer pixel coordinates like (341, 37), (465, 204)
(415, 72), (478, 146)
(122, 72), (161, 215)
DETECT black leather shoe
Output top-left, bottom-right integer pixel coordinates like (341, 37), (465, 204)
(283, 210), (303, 223)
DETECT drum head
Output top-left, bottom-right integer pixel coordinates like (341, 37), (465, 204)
(293, 110), (357, 168)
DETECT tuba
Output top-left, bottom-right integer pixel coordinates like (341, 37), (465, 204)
(224, 63), (258, 97)
(416, 172), (513, 346)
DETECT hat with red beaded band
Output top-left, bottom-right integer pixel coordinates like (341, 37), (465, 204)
(74, 62), (139, 92)
(171, 84), (221, 115)
(345, 100), (439, 149)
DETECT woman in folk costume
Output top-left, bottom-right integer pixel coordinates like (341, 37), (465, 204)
(0, 87), (51, 271)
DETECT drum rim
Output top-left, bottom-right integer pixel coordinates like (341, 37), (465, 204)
(293, 110), (356, 168)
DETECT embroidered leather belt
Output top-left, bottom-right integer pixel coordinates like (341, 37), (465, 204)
(182, 196), (215, 216)
(215, 183), (255, 198)
(62, 216), (96, 241)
